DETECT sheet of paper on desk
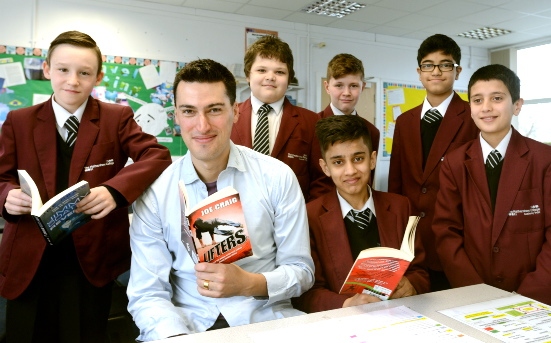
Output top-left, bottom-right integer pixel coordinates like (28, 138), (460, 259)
(250, 305), (478, 343)
(439, 294), (551, 343)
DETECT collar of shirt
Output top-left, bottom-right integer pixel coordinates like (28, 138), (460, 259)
(337, 186), (376, 220)
(250, 94), (284, 116)
(52, 96), (88, 139)
(480, 127), (512, 162)
(330, 102), (357, 116)
(250, 94), (285, 154)
(181, 141), (247, 187)
(420, 92), (454, 120)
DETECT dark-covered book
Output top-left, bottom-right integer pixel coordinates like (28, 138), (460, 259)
(18, 170), (91, 245)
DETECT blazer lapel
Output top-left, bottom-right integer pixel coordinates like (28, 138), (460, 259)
(401, 107), (424, 184)
(464, 139), (492, 210)
(34, 98), (59, 199)
(234, 99), (253, 147)
(492, 129), (529, 244)
(320, 105), (333, 118)
(423, 93), (467, 180)
(271, 98), (298, 158)
(69, 98), (100, 185)
(318, 192), (355, 284)
(371, 190), (399, 246)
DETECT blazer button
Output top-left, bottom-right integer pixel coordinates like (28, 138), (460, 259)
(493, 246), (500, 253)
(419, 212), (426, 218)
(496, 276), (504, 283)
(421, 187), (427, 194)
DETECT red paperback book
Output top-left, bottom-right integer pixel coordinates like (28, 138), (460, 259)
(339, 216), (420, 300)
(179, 182), (253, 264)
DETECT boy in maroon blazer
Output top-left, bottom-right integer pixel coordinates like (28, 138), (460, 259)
(294, 115), (429, 313)
(0, 31), (172, 342)
(320, 53), (380, 183)
(230, 35), (331, 201)
(388, 34), (478, 291)
(433, 64), (551, 305)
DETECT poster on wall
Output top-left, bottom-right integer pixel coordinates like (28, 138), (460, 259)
(382, 82), (467, 159)
(245, 27), (278, 51)
(0, 44), (187, 156)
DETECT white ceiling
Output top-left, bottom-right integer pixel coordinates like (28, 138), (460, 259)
(136, 0), (551, 49)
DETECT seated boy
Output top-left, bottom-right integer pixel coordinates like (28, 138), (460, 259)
(230, 35), (331, 201)
(294, 115), (429, 313)
(433, 64), (551, 305)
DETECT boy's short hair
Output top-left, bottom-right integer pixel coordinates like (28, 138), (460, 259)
(468, 64), (521, 103)
(46, 31), (103, 76)
(326, 53), (364, 80)
(417, 34), (461, 65)
(316, 115), (372, 158)
(244, 35), (295, 83)
(173, 59), (237, 105)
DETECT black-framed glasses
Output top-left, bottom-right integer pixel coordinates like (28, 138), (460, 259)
(419, 63), (459, 72)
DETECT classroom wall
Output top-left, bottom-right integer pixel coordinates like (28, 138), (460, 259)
(0, 0), (490, 190)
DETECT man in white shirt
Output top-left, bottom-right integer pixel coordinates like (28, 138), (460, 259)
(127, 59), (314, 341)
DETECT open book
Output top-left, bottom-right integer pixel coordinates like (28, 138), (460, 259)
(18, 170), (91, 245)
(179, 181), (253, 264)
(339, 216), (420, 300)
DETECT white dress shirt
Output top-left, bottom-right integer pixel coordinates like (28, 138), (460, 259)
(481, 127), (512, 162)
(127, 142), (314, 341)
(420, 92), (454, 120)
(51, 96), (87, 140)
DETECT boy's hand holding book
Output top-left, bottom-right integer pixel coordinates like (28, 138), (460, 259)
(75, 186), (117, 220)
(389, 276), (417, 299)
(5, 188), (33, 216)
(342, 293), (381, 308)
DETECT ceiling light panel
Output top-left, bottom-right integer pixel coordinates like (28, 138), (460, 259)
(302, 0), (366, 18)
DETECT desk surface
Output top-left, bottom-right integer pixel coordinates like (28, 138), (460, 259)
(155, 284), (513, 342)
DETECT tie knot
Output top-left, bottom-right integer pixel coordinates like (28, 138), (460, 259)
(486, 149), (502, 169)
(65, 116), (79, 147)
(350, 208), (372, 230)
(65, 115), (79, 130)
(423, 108), (442, 124)
(258, 104), (272, 117)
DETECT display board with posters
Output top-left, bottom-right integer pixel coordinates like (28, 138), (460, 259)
(382, 81), (468, 159)
(0, 44), (187, 156)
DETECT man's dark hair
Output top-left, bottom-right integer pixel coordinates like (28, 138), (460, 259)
(417, 34), (461, 65)
(315, 115), (372, 157)
(173, 59), (237, 105)
(46, 30), (103, 76)
(468, 64), (521, 103)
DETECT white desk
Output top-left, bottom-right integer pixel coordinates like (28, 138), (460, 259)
(154, 284), (514, 342)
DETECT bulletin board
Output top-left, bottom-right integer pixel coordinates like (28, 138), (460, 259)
(382, 82), (468, 158)
(0, 44), (187, 156)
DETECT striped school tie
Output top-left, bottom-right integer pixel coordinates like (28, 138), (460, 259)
(486, 149), (502, 169)
(65, 115), (79, 147)
(423, 108), (443, 124)
(253, 104), (272, 155)
(351, 208), (372, 231)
